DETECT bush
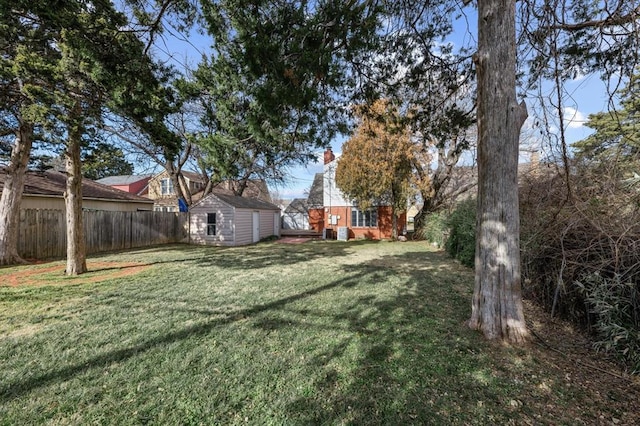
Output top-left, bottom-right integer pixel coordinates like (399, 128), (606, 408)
(519, 160), (640, 373)
(576, 273), (640, 373)
(418, 212), (448, 247)
(444, 198), (476, 268)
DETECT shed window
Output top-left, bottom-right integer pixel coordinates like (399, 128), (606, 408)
(351, 208), (377, 227)
(207, 213), (217, 236)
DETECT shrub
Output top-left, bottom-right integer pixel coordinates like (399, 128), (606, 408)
(519, 160), (640, 372)
(418, 212), (448, 247)
(444, 198), (476, 268)
(576, 273), (640, 373)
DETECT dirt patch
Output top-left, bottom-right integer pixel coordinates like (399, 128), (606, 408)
(2, 261), (152, 287)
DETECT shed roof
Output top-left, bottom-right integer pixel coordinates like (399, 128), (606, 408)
(0, 169), (153, 203)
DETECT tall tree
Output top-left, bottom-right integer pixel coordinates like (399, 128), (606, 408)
(0, 0), (58, 265)
(468, 0), (529, 342)
(466, 0), (640, 343)
(335, 99), (414, 239)
(194, 0), (380, 190)
(81, 142), (134, 180)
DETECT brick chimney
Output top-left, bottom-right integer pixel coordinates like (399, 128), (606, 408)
(323, 148), (335, 165)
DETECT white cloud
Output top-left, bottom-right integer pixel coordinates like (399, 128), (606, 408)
(563, 107), (587, 129)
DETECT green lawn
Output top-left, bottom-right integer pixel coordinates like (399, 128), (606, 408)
(0, 241), (636, 425)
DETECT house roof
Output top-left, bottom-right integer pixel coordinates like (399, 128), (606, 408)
(0, 169), (154, 203)
(284, 198), (308, 214)
(212, 179), (272, 203)
(307, 173), (324, 208)
(96, 175), (152, 185)
(194, 190), (280, 211)
(181, 170), (206, 183)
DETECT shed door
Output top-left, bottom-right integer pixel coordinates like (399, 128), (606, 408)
(273, 212), (280, 236)
(252, 211), (260, 243)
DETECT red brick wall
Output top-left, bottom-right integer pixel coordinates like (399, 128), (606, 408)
(322, 206), (405, 240)
(308, 208), (325, 233)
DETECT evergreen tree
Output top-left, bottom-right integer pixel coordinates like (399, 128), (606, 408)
(573, 71), (640, 175)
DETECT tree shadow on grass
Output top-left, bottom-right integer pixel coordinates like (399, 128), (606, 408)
(1, 247), (523, 423)
(0, 250), (382, 403)
(270, 250), (523, 424)
(192, 240), (377, 270)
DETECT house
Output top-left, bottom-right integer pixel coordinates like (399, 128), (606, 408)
(96, 174), (151, 196)
(189, 191), (281, 246)
(282, 198), (310, 230)
(307, 149), (405, 240)
(146, 170), (273, 212)
(147, 170), (207, 212)
(0, 169), (154, 211)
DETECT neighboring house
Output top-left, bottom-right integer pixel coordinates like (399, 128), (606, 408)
(307, 149), (405, 240)
(146, 170), (273, 212)
(147, 170), (206, 212)
(189, 191), (281, 246)
(0, 169), (154, 211)
(96, 174), (152, 196)
(282, 198), (309, 230)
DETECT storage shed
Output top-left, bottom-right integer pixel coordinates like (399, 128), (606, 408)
(189, 191), (281, 246)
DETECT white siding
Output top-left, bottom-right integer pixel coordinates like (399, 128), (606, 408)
(323, 160), (353, 208)
(259, 210), (274, 239)
(234, 210), (253, 245)
(189, 196), (235, 246)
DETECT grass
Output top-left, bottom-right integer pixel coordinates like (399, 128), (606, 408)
(0, 241), (637, 425)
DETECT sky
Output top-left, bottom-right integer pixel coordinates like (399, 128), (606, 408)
(152, 4), (617, 201)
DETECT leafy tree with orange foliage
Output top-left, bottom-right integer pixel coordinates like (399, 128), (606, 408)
(335, 99), (414, 239)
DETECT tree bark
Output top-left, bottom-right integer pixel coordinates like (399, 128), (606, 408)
(0, 122), (34, 265)
(468, 0), (529, 343)
(64, 110), (87, 275)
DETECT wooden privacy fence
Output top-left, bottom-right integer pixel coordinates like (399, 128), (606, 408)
(18, 209), (189, 260)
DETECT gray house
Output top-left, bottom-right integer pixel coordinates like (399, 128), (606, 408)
(189, 191), (281, 246)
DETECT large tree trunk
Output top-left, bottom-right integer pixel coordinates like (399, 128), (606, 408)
(64, 116), (87, 275)
(468, 0), (529, 343)
(0, 122), (34, 265)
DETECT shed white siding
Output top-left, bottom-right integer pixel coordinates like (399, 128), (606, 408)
(234, 210), (253, 246)
(189, 192), (281, 246)
(189, 196), (235, 246)
(259, 210), (275, 239)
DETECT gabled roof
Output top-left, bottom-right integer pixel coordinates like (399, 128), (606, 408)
(0, 169), (153, 203)
(96, 175), (152, 185)
(212, 179), (272, 203)
(181, 170), (206, 183)
(284, 198), (308, 214)
(307, 173), (324, 208)
(150, 169), (206, 184)
(194, 190), (280, 211)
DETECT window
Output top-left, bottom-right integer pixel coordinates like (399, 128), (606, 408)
(154, 206), (175, 212)
(351, 208), (378, 227)
(207, 213), (217, 236)
(160, 178), (174, 195)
